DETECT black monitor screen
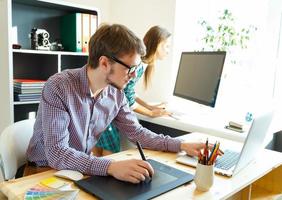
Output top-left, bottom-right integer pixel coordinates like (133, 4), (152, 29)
(173, 51), (226, 107)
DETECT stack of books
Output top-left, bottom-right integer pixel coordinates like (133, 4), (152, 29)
(14, 79), (46, 102)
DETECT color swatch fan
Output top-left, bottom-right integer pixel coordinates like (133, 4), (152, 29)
(24, 184), (79, 200)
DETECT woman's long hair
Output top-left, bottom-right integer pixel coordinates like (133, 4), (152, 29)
(142, 26), (171, 89)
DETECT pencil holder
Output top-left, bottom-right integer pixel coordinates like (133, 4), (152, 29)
(194, 163), (214, 191)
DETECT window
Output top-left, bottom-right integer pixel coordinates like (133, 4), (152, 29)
(173, 0), (280, 114)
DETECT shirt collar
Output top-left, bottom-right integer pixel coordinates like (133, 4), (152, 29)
(79, 65), (91, 98)
(90, 88), (94, 98)
(80, 65), (108, 99)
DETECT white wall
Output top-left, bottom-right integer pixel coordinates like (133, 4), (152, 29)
(67, 0), (177, 103)
(0, 0), (13, 133)
(65, 0), (111, 22)
(107, 0), (177, 103)
(173, 0), (281, 114)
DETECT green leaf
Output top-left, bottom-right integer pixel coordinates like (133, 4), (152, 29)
(199, 9), (257, 54)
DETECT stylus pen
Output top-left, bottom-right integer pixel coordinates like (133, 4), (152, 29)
(136, 141), (146, 161)
(136, 141), (152, 179)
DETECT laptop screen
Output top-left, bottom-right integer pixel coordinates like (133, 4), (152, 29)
(233, 110), (273, 175)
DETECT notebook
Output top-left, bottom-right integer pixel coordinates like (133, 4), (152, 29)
(176, 110), (273, 176)
(75, 159), (194, 200)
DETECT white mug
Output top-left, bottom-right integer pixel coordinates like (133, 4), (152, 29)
(194, 163), (214, 191)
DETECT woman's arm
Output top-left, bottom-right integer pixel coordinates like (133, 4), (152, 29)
(136, 97), (167, 110)
(135, 97), (153, 110)
(133, 101), (170, 118)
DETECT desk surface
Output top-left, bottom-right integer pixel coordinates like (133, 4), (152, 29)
(1, 133), (282, 200)
(138, 99), (281, 144)
(137, 113), (248, 142)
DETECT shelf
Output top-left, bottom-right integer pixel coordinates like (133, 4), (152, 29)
(14, 101), (40, 105)
(251, 185), (282, 199)
(13, 0), (98, 15)
(0, 0), (99, 127)
(13, 49), (88, 56)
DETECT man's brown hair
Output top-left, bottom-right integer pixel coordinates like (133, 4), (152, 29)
(88, 24), (146, 69)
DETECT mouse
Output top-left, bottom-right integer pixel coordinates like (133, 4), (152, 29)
(54, 169), (84, 181)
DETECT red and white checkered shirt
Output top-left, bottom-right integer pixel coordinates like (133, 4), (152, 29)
(26, 65), (181, 176)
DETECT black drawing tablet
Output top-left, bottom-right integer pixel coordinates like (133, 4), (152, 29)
(75, 159), (194, 200)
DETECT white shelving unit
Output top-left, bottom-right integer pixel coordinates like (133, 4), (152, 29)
(0, 0), (100, 132)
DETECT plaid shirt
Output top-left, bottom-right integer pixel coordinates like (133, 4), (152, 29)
(26, 65), (181, 176)
(96, 63), (146, 152)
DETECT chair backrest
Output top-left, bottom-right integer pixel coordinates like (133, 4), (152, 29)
(0, 119), (35, 180)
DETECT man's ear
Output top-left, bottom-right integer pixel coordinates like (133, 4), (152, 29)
(98, 56), (111, 72)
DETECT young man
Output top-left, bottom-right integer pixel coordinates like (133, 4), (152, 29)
(26, 24), (205, 184)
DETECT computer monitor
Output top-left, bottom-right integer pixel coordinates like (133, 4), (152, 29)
(173, 51), (226, 107)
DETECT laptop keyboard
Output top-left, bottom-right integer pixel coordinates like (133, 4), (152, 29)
(215, 150), (240, 170)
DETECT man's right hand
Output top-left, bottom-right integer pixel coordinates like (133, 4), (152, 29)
(107, 159), (154, 184)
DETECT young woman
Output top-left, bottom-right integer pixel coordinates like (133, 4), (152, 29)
(94, 26), (172, 156)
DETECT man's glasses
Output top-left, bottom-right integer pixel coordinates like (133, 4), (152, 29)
(107, 55), (139, 75)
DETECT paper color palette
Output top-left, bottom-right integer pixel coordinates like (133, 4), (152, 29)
(24, 184), (78, 200)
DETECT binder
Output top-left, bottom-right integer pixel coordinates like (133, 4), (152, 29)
(82, 13), (90, 52)
(60, 13), (82, 52)
(90, 14), (98, 37)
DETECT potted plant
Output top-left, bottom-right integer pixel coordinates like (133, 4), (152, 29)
(199, 9), (257, 64)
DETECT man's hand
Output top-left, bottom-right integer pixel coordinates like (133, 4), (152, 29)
(180, 142), (223, 157)
(107, 159), (154, 184)
(180, 142), (206, 157)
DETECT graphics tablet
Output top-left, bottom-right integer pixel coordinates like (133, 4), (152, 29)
(75, 159), (194, 200)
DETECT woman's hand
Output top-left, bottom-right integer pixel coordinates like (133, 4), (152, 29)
(151, 108), (171, 117)
(148, 102), (167, 110)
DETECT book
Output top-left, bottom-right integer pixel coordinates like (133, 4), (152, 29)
(82, 13), (90, 52)
(14, 79), (46, 85)
(90, 14), (98, 36)
(13, 79), (45, 100)
(14, 93), (41, 101)
(60, 13), (82, 52)
(14, 87), (43, 93)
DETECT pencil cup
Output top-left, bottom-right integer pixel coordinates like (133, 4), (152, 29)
(194, 163), (214, 191)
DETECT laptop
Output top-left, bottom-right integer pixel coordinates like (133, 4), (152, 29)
(176, 110), (273, 176)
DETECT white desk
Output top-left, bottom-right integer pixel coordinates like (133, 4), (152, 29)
(1, 133), (282, 200)
(137, 113), (247, 143)
(138, 98), (281, 144)
(136, 97), (252, 142)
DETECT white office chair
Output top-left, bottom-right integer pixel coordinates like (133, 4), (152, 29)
(0, 119), (35, 181)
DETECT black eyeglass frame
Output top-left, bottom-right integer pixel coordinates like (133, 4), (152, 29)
(106, 55), (139, 74)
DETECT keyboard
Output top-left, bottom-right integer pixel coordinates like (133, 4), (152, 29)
(215, 150), (240, 170)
